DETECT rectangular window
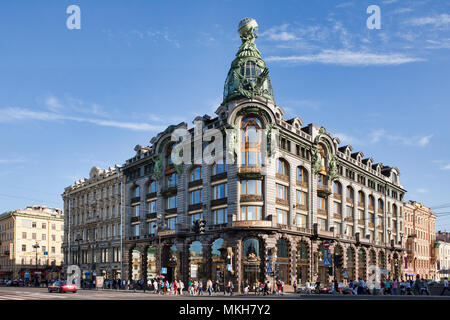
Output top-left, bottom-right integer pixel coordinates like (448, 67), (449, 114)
(134, 224), (140, 237)
(189, 189), (203, 205)
(32, 222), (36, 228)
(32, 233), (36, 240)
(276, 184), (288, 200)
(189, 213), (203, 225)
(240, 180), (262, 195)
(22, 232), (27, 239)
(167, 196), (177, 209)
(335, 223), (342, 234)
(296, 190), (308, 206)
(148, 200), (157, 213)
(334, 202), (342, 215)
(42, 223), (46, 229)
(240, 206), (262, 221)
(148, 221), (157, 235)
(22, 245), (26, 252)
(133, 205), (140, 217)
(318, 197), (327, 211)
(167, 217), (177, 230)
(346, 206), (354, 218)
(212, 208), (227, 225)
(296, 214), (307, 228)
(212, 183), (227, 200)
(347, 225), (353, 236)
(358, 209), (364, 220)
(276, 209), (288, 225)
(318, 218), (327, 231)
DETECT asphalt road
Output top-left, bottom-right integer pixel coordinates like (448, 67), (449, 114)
(0, 286), (449, 300)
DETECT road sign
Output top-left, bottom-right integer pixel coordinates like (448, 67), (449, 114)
(266, 267), (272, 273)
(343, 269), (348, 279)
(323, 240), (330, 249)
(324, 249), (331, 259)
(161, 267), (167, 274)
(43, 251), (48, 256)
(227, 264), (233, 272)
(267, 255), (272, 261)
(323, 257), (331, 267)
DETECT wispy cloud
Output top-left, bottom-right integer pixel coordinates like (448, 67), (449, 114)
(417, 188), (429, 194)
(266, 50), (424, 66)
(260, 24), (298, 41)
(334, 132), (363, 146)
(103, 28), (181, 48)
(425, 38), (450, 49)
(405, 13), (450, 28)
(370, 130), (432, 147)
(0, 107), (165, 132)
(0, 157), (27, 164)
(441, 164), (450, 170)
(336, 2), (354, 8)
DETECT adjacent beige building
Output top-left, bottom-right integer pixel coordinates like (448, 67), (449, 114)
(436, 231), (450, 280)
(0, 206), (64, 280)
(404, 201), (437, 279)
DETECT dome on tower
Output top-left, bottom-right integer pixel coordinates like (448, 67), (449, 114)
(223, 18), (274, 104)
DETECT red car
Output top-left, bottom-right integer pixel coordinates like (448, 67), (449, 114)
(48, 281), (77, 293)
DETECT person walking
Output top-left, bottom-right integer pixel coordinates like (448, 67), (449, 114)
(420, 278), (430, 295)
(206, 279), (213, 296)
(227, 280), (234, 296)
(413, 275), (421, 295)
(406, 279), (412, 295)
(179, 280), (184, 296)
(441, 277), (450, 295)
(385, 279), (391, 295)
(392, 279), (398, 296)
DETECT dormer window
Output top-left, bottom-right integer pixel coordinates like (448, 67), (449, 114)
(241, 117), (262, 167)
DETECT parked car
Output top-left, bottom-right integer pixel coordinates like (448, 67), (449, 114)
(48, 281), (77, 293)
(6, 279), (20, 287)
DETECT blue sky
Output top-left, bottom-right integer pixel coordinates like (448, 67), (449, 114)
(0, 0), (449, 230)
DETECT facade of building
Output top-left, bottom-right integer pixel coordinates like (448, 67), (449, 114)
(403, 201), (437, 279)
(436, 231), (450, 280)
(0, 206), (64, 280)
(62, 166), (125, 280)
(119, 18), (406, 291)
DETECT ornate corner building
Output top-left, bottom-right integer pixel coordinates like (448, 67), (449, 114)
(118, 18), (407, 291)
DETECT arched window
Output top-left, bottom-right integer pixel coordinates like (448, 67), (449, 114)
(358, 191), (365, 205)
(166, 144), (174, 167)
(297, 166), (308, 185)
(241, 117), (262, 167)
(378, 199), (384, 213)
(190, 166), (202, 182)
(277, 239), (289, 258)
(243, 238), (260, 258)
(148, 181), (157, 193)
(346, 186), (354, 201)
(297, 242), (308, 260)
(333, 181), (342, 195)
(277, 159), (289, 176)
(368, 195), (375, 209)
(134, 186), (140, 198)
(392, 204), (398, 218)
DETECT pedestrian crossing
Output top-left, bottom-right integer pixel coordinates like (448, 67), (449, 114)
(0, 290), (71, 300)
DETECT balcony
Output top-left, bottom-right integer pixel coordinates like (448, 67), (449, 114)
(276, 198), (289, 207)
(317, 187), (332, 198)
(211, 172), (227, 183)
(294, 203), (308, 211)
(368, 205), (375, 212)
(211, 197), (227, 207)
(357, 201), (365, 208)
(146, 192), (157, 200)
(161, 186), (177, 197)
(130, 216), (140, 223)
(276, 223), (289, 230)
(207, 223), (227, 231)
(333, 193), (342, 201)
(296, 180), (308, 188)
(232, 220), (272, 228)
(165, 208), (177, 214)
(344, 216), (354, 222)
(333, 214), (342, 219)
(368, 222), (375, 228)
(240, 194), (263, 203)
(346, 198), (354, 205)
(146, 212), (157, 220)
(131, 197), (141, 205)
(238, 166), (261, 176)
(275, 173), (289, 183)
(295, 227), (312, 235)
(188, 203), (203, 212)
(318, 229), (334, 238)
(317, 208), (327, 215)
(188, 179), (203, 188)
(358, 219), (365, 226)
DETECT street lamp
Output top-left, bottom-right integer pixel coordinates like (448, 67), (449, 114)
(153, 221), (167, 279)
(218, 247), (227, 295)
(32, 242), (40, 285)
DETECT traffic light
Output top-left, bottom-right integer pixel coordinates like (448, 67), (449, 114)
(199, 220), (206, 234)
(193, 220), (200, 233)
(334, 254), (343, 268)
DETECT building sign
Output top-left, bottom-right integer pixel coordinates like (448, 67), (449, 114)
(80, 245), (88, 249)
(190, 264), (198, 278)
(99, 243), (108, 247)
(71, 247), (77, 251)
(232, 221), (271, 228)
(161, 268), (167, 274)
(111, 242), (121, 247)
(227, 264), (233, 272)
(158, 230), (176, 236)
(95, 276), (104, 288)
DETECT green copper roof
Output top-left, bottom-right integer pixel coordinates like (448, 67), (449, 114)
(223, 18), (274, 104)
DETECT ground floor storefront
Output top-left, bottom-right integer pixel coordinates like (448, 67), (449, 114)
(123, 229), (405, 292)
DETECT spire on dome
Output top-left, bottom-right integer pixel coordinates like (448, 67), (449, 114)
(223, 18), (274, 104)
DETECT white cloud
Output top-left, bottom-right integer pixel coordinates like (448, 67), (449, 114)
(45, 95), (64, 112)
(336, 2), (354, 8)
(442, 164), (450, 170)
(0, 107), (165, 132)
(418, 135), (433, 147)
(369, 130), (432, 147)
(425, 38), (450, 49)
(260, 24), (298, 41)
(417, 188), (428, 194)
(265, 50), (424, 66)
(382, 0), (398, 4)
(406, 14), (450, 28)
(0, 157), (26, 164)
(334, 132), (362, 146)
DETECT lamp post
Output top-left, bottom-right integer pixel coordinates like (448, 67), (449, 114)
(153, 221), (167, 279)
(32, 242), (40, 286)
(75, 234), (82, 283)
(218, 247), (227, 295)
